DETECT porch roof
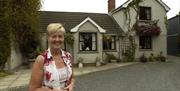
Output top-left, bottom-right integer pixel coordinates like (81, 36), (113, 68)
(39, 11), (123, 34)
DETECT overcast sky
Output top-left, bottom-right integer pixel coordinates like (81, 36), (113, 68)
(41, 0), (180, 19)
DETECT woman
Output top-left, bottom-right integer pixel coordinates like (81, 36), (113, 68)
(29, 23), (75, 91)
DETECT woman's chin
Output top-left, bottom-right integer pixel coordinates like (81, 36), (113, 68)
(52, 45), (61, 49)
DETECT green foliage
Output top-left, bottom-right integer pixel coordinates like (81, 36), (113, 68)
(123, 45), (136, 62)
(148, 53), (155, 62)
(8, 0), (41, 58)
(105, 53), (119, 62)
(164, 16), (168, 30)
(0, 0), (11, 70)
(123, 0), (143, 62)
(64, 33), (74, 47)
(77, 57), (83, 63)
(156, 51), (166, 62)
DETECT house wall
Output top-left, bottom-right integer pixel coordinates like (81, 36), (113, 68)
(103, 35), (121, 61)
(73, 21), (103, 64)
(112, 0), (168, 58)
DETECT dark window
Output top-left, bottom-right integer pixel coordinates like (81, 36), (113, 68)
(79, 33), (97, 51)
(139, 36), (152, 49)
(139, 7), (151, 20)
(103, 35), (116, 50)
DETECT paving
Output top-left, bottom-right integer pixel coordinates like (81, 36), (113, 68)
(0, 61), (135, 91)
(0, 55), (179, 91)
(74, 55), (180, 91)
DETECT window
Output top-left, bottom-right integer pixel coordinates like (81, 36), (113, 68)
(139, 7), (151, 20)
(103, 35), (116, 50)
(139, 36), (152, 49)
(79, 33), (97, 51)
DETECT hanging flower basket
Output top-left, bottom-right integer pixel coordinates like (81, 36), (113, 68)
(135, 21), (161, 36)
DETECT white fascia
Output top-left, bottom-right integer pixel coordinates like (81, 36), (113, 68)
(70, 17), (106, 33)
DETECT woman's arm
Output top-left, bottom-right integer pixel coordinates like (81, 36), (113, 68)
(29, 55), (52, 91)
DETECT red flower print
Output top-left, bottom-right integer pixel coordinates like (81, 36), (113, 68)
(45, 71), (52, 81)
(44, 59), (53, 66)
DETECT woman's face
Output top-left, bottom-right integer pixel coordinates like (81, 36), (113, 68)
(48, 31), (64, 49)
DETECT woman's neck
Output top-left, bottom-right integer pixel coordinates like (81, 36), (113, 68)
(50, 48), (61, 55)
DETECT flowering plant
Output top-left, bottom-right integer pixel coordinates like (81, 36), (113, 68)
(135, 21), (161, 36)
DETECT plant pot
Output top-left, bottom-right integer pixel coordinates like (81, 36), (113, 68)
(96, 61), (101, 67)
(160, 56), (166, 62)
(140, 58), (147, 63)
(78, 62), (83, 68)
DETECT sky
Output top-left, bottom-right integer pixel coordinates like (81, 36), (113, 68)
(41, 0), (180, 19)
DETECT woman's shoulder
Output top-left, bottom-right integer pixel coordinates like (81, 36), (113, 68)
(62, 50), (71, 56)
(34, 55), (45, 65)
(36, 55), (45, 61)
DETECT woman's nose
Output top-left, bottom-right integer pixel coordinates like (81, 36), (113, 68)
(54, 37), (60, 41)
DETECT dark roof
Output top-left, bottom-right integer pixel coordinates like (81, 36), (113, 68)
(168, 15), (180, 21)
(40, 11), (123, 34)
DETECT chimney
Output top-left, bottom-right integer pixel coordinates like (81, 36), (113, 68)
(108, 0), (115, 12)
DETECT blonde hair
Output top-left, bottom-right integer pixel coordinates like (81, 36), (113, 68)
(47, 23), (65, 35)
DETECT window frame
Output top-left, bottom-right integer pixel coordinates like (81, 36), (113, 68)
(139, 6), (151, 20)
(139, 36), (152, 50)
(103, 35), (116, 51)
(79, 32), (97, 52)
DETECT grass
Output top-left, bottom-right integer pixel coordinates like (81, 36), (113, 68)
(0, 70), (13, 77)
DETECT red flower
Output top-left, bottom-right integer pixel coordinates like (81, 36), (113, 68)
(45, 71), (52, 81)
(136, 24), (161, 36)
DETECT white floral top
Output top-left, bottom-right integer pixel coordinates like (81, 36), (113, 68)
(41, 48), (73, 89)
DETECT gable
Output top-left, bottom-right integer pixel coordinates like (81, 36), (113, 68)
(79, 21), (99, 32)
(110, 0), (170, 14)
(71, 17), (106, 33)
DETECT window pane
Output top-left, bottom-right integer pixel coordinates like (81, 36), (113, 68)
(103, 35), (116, 50)
(139, 36), (152, 49)
(79, 33), (97, 51)
(140, 7), (151, 20)
(92, 33), (96, 41)
(111, 42), (115, 49)
(92, 42), (96, 50)
(80, 35), (83, 41)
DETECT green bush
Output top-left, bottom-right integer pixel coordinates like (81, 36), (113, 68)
(148, 53), (155, 62)
(105, 53), (120, 63)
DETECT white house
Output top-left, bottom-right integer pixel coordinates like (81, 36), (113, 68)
(110, 0), (170, 58)
(39, 0), (170, 65)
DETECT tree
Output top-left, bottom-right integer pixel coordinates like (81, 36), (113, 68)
(0, 0), (11, 70)
(8, 0), (41, 59)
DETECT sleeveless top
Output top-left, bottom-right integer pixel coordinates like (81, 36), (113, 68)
(41, 48), (73, 89)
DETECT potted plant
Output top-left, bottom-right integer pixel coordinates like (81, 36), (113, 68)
(148, 53), (155, 62)
(28, 46), (44, 68)
(139, 53), (147, 63)
(78, 57), (83, 68)
(159, 51), (166, 62)
(96, 57), (101, 67)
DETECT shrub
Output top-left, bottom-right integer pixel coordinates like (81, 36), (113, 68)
(148, 53), (155, 62)
(155, 52), (166, 62)
(105, 53), (118, 63)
